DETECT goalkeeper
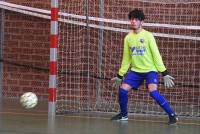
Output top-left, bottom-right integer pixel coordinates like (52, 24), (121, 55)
(111, 9), (178, 125)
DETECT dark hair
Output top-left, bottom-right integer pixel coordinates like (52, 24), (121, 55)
(128, 9), (145, 21)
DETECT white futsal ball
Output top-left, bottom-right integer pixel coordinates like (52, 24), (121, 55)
(20, 92), (38, 109)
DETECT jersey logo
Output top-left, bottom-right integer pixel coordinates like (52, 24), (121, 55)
(130, 46), (146, 55)
(140, 38), (145, 43)
(129, 38), (146, 55)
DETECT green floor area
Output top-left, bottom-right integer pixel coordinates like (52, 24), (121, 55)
(0, 113), (199, 134)
(0, 98), (200, 134)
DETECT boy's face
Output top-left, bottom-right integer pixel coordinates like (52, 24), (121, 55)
(130, 18), (143, 31)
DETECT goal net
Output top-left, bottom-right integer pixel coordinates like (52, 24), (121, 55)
(57, 0), (200, 119)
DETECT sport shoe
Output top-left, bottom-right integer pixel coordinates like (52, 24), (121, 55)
(168, 115), (178, 125)
(111, 113), (128, 121)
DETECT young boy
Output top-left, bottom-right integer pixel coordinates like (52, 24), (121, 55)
(111, 9), (178, 125)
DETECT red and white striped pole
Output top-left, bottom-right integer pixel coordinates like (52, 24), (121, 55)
(48, 0), (58, 117)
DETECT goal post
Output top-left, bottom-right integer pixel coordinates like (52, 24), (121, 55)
(48, 0), (58, 117)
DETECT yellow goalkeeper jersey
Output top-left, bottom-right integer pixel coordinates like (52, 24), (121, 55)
(118, 29), (166, 77)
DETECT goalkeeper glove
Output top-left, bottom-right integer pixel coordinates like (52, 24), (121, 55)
(162, 70), (175, 88)
(111, 74), (123, 89)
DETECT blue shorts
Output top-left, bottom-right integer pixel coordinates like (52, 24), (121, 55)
(123, 71), (158, 90)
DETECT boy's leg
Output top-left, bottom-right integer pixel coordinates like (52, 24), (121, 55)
(111, 71), (143, 121)
(150, 90), (175, 117)
(119, 88), (128, 117)
(111, 88), (129, 121)
(150, 90), (178, 124)
(147, 72), (178, 124)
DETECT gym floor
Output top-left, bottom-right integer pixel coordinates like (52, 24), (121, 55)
(1, 99), (200, 134)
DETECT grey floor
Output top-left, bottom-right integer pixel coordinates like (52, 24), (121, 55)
(0, 99), (200, 134)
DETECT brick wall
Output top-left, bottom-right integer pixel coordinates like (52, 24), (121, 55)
(2, 1), (50, 99)
(6, 0), (50, 9)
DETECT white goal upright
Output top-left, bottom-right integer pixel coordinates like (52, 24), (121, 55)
(56, 0), (200, 120)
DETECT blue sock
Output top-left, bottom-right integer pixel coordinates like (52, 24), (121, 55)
(150, 90), (175, 117)
(119, 88), (128, 117)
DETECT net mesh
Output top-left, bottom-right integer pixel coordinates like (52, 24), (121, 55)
(57, 0), (200, 118)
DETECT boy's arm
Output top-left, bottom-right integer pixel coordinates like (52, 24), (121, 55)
(112, 36), (131, 88)
(149, 34), (166, 73)
(149, 34), (175, 88)
(118, 36), (131, 77)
